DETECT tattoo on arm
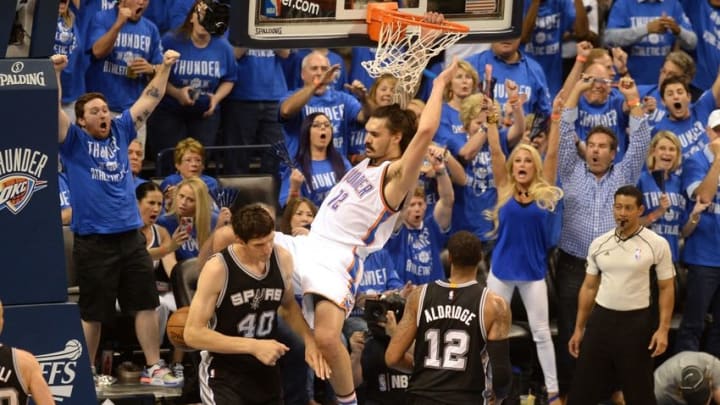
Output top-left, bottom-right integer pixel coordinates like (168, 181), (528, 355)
(494, 297), (511, 339)
(146, 86), (161, 98)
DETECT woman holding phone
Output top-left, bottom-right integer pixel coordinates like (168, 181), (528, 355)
(157, 177), (229, 261)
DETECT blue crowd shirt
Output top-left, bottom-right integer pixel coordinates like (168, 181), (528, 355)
(492, 198), (558, 281)
(357, 249), (404, 295)
(59, 111), (142, 235)
(576, 90), (629, 162)
(168, 0), (195, 32)
(54, 16), (85, 103)
(230, 49), (288, 101)
(349, 47), (378, 90)
(681, 146), (720, 267)
(386, 213), (449, 285)
(638, 84), (666, 128)
(279, 89), (362, 158)
(679, 0), (720, 89)
(59, 172), (71, 210)
(278, 158), (352, 208)
(651, 90), (715, 160)
(157, 211), (219, 261)
(637, 169), (687, 261)
(433, 103), (466, 146)
(523, 0), (576, 95)
(85, 8), (163, 111)
(158, 31), (237, 112)
(606, 0), (694, 84)
(465, 50), (552, 118)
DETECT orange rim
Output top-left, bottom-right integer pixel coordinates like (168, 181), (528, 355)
(366, 3), (469, 42)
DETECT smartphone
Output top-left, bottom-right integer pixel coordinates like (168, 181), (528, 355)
(180, 217), (194, 235)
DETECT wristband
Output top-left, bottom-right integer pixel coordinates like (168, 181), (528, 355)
(627, 98), (642, 108)
(435, 167), (447, 176)
(576, 55), (587, 63)
(487, 114), (499, 125)
(551, 113), (561, 122)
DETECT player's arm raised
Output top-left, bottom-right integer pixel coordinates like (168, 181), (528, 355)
(384, 60), (458, 208)
(128, 50), (180, 131)
(184, 254), (289, 366)
(385, 286), (422, 373)
(276, 246), (331, 380)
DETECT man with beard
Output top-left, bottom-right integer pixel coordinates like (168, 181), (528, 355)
(650, 73), (720, 159)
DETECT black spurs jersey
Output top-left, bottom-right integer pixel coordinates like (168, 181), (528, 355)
(409, 280), (490, 404)
(0, 344), (29, 405)
(207, 246), (285, 373)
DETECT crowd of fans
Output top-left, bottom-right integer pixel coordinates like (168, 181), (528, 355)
(41, 0), (720, 403)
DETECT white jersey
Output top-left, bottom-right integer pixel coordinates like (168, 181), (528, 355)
(310, 159), (401, 259)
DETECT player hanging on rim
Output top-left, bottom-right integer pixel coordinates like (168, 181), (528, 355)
(292, 13), (460, 405)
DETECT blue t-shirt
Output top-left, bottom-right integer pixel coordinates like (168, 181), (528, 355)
(652, 90), (714, 160)
(278, 158), (352, 207)
(357, 249), (404, 295)
(229, 49), (288, 101)
(158, 31), (237, 112)
(637, 84), (666, 128)
(465, 50), (552, 117)
(59, 111), (142, 235)
(59, 172), (72, 210)
(144, 0), (172, 34)
(576, 90), (629, 162)
(433, 103), (466, 146)
(680, 0), (720, 89)
(54, 16), (85, 103)
(681, 147), (720, 267)
(637, 169), (687, 261)
(491, 198), (558, 281)
(85, 9), (163, 111)
(523, 0), (576, 95)
(279, 89), (362, 158)
(437, 129), (509, 241)
(157, 211), (219, 260)
(160, 173), (219, 197)
(348, 47), (378, 90)
(606, 0), (693, 84)
(386, 213), (449, 285)
(168, 0), (195, 32)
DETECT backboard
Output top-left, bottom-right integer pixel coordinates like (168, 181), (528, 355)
(231, 0), (523, 48)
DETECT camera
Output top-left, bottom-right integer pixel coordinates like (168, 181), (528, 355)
(199, 0), (230, 36)
(363, 293), (405, 337)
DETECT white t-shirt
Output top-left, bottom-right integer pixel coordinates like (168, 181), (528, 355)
(587, 226), (674, 311)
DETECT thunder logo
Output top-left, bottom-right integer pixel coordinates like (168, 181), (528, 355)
(0, 148), (49, 214)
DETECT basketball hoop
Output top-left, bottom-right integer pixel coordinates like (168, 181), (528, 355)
(362, 2), (469, 107)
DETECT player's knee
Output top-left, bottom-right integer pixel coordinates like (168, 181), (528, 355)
(314, 328), (344, 354)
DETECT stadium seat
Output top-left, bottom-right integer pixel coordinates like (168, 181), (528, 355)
(217, 174), (278, 211)
(62, 226), (79, 301)
(171, 259), (200, 308)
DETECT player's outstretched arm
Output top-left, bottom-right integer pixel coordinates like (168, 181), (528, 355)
(385, 287), (422, 374)
(129, 50), (180, 130)
(484, 292), (512, 403)
(276, 247), (331, 380)
(384, 61), (458, 208)
(18, 349), (55, 405)
(184, 255), (289, 365)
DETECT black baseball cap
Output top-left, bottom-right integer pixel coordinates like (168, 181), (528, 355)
(680, 365), (711, 405)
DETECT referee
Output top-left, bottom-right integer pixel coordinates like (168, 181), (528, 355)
(567, 185), (675, 404)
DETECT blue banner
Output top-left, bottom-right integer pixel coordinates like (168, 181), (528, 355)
(0, 59), (66, 305)
(2, 303), (96, 404)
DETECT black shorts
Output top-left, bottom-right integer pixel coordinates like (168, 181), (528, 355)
(200, 357), (283, 405)
(74, 230), (159, 322)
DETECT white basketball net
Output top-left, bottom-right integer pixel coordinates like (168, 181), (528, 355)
(361, 21), (468, 108)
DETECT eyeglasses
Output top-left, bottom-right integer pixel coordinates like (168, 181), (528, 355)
(181, 158), (202, 164)
(311, 122), (332, 129)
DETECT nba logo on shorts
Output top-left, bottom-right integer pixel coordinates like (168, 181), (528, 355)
(264, 0), (279, 17)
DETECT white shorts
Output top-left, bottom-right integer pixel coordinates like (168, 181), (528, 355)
(294, 235), (363, 327)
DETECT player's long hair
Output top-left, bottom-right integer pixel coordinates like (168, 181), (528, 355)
(170, 177), (213, 249)
(295, 112), (348, 194)
(484, 144), (563, 236)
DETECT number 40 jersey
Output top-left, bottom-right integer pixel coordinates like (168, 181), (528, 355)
(410, 280), (492, 404)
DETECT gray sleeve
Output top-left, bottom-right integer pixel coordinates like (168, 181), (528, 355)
(677, 27), (698, 50)
(604, 26), (649, 47)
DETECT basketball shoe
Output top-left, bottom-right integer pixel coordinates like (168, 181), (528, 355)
(140, 359), (183, 387)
